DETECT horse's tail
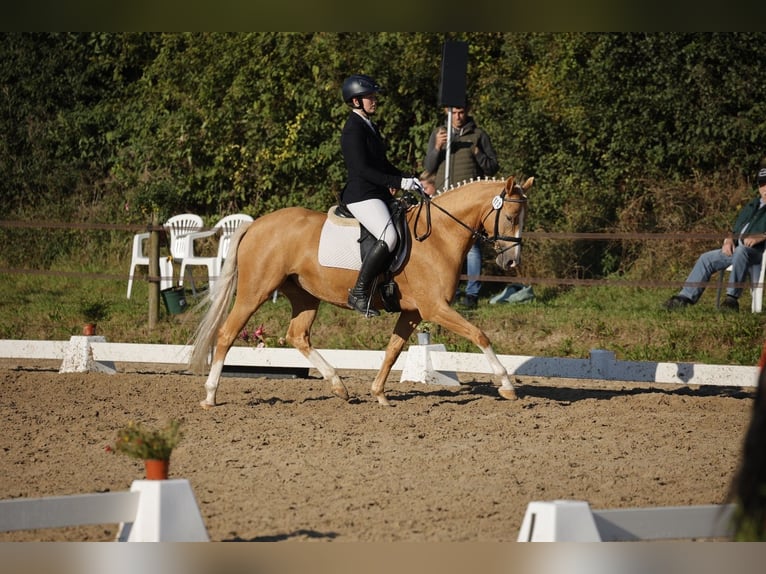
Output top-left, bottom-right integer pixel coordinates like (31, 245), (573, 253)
(187, 222), (251, 373)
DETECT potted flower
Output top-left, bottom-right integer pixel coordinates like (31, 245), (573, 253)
(238, 323), (287, 348)
(417, 321), (434, 345)
(106, 419), (183, 480)
(79, 297), (110, 336)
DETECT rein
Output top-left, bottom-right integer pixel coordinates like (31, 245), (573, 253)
(413, 184), (527, 247)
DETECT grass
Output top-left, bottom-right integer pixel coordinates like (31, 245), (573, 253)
(0, 262), (764, 367)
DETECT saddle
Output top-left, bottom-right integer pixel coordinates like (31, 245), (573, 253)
(330, 198), (412, 313)
(332, 201), (410, 270)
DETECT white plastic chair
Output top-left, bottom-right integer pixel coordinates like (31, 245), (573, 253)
(126, 232), (174, 298)
(179, 213), (253, 292)
(126, 213), (203, 298)
(715, 250), (766, 312)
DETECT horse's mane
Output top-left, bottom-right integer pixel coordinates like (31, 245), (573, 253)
(433, 176), (504, 198)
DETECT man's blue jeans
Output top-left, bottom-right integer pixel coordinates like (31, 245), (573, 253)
(465, 242), (482, 297)
(678, 243), (763, 302)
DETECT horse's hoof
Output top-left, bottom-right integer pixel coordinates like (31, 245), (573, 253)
(375, 394), (392, 407)
(498, 387), (518, 400)
(332, 387), (350, 401)
(200, 400), (216, 410)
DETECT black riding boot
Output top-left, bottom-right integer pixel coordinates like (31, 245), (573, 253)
(348, 239), (391, 317)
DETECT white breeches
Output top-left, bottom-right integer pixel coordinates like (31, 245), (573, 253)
(346, 198), (398, 252)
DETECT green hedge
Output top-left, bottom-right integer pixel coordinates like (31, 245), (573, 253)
(2, 33), (766, 276)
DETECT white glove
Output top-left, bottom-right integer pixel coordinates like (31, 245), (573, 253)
(401, 177), (425, 193)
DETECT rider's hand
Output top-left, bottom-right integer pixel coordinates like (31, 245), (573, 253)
(401, 177), (425, 193)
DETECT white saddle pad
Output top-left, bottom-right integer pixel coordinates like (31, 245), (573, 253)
(318, 207), (363, 270)
(317, 206), (409, 272)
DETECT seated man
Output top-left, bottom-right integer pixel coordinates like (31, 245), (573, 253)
(664, 168), (766, 312)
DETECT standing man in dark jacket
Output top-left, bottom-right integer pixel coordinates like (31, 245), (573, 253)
(664, 167), (766, 312)
(423, 104), (499, 309)
(340, 74), (423, 317)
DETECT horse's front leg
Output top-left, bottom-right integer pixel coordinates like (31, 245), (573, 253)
(371, 311), (420, 406)
(485, 347), (518, 400)
(425, 304), (517, 400)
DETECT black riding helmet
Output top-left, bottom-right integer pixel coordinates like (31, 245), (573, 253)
(342, 74), (383, 108)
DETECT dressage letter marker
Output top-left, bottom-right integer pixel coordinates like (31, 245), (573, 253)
(438, 41), (468, 108)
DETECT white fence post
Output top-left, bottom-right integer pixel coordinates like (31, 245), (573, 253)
(399, 343), (460, 386)
(517, 500), (601, 542)
(58, 335), (116, 374)
(117, 479), (208, 542)
(517, 499), (736, 542)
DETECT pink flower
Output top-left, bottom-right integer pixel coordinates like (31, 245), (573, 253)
(254, 324), (266, 338)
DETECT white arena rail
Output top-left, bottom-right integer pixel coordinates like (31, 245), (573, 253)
(517, 499), (735, 541)
(0, 337), (758, 389)
(0, 478), (208, 542)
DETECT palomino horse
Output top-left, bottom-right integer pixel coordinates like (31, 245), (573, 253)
(189, 175), (533, 407)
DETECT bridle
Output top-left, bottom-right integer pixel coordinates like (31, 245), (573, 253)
(412, 183), (527, 250)
(482, 185), (527, 245)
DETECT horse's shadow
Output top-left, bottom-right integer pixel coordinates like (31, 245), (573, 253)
(380, 379), (754, 405)
(247, 393), (367, 406)
(238, 378), (754, 408)
(224, 529), (339, 542)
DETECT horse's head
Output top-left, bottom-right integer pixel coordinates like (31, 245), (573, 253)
(480, 176), (533, 271)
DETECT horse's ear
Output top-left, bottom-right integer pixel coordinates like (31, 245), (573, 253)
(522, 176), (534, 191)
(504, 176), (516, 190)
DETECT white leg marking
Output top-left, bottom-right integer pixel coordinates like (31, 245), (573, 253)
(481, 345), (514, 390)
(203, 360), (224, 406)
(308, 348), (347, 399)
(307, 348), (339, 382)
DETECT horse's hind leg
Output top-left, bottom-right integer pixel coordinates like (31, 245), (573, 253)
(281, 282), (350, 401)
(201, 294), (268, 408)
(370, 310), (420, 406)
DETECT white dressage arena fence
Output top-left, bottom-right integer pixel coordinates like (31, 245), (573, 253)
(0, 478), (208, 542)
(517, 499), (735, 541)
(0, 337), (758, 389)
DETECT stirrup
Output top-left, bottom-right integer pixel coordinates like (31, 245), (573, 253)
(347, 291), (380, 317)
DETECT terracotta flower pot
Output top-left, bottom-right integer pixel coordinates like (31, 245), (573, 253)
(143, 458), (170, 480)
(82, 323), (96, 336)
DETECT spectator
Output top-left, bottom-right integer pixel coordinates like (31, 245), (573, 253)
(664, 167), (766, 312)
(423, 103), (499, 309)
(419, 170), (437, 197)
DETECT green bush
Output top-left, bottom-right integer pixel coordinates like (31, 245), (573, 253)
(3, 32), (766, 282)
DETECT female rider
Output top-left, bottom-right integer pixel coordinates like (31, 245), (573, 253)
(339, 74), (423, 316)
